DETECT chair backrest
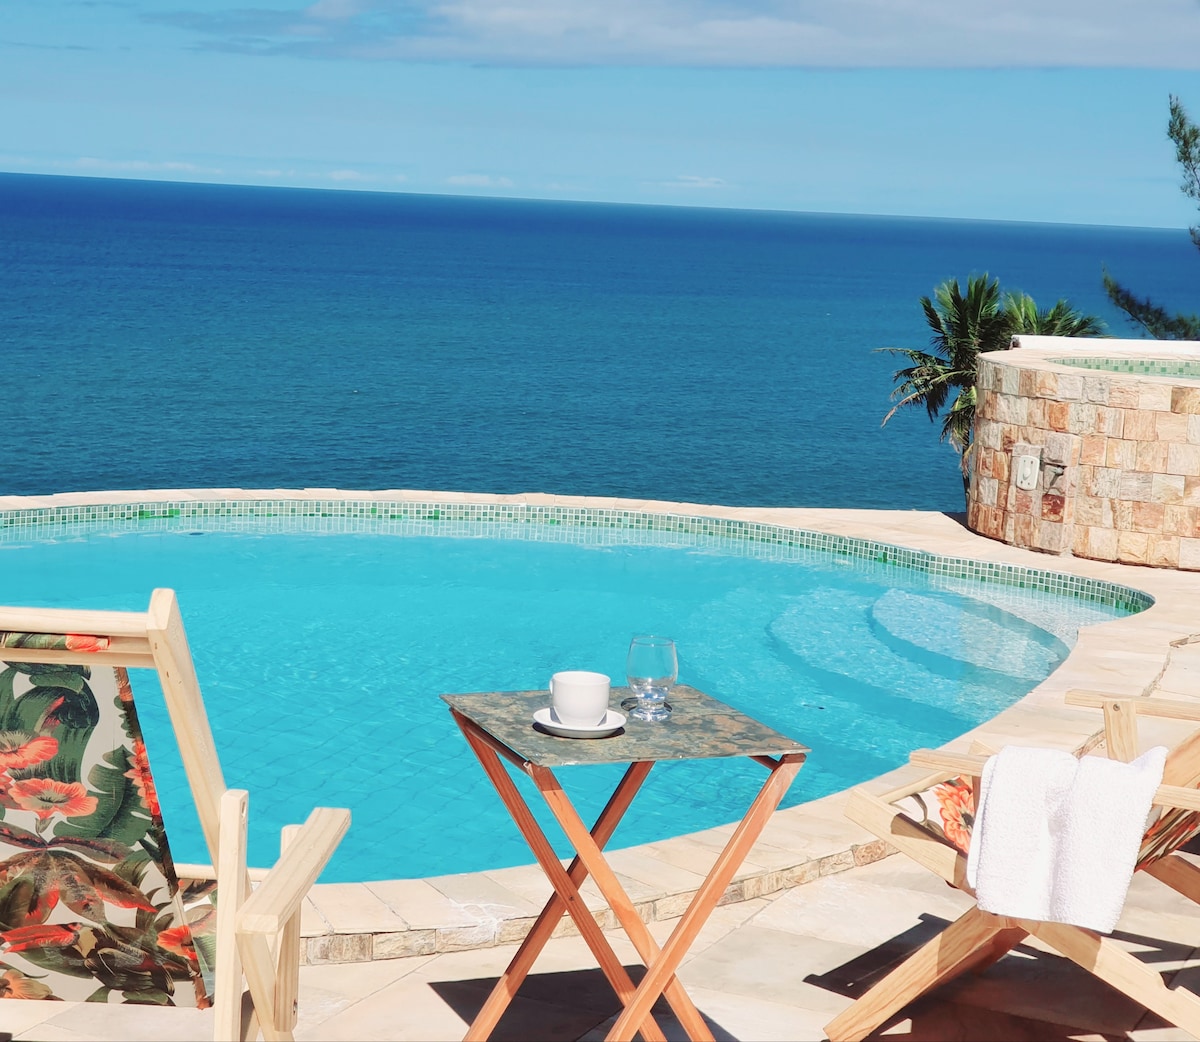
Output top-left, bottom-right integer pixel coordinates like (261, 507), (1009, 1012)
(0, 591), (225, 1005)
(897, 716), (1200, 871)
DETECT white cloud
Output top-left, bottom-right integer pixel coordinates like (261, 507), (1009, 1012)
(447, 173), (515, 187)
(147, 0), (1200, 67)
(654, 175), (728, 190)
(72, 157), (216, 173)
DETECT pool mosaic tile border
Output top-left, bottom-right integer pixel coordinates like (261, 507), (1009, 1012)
(1049, 355), (1200, 379)
(0, 497), (1153, 614)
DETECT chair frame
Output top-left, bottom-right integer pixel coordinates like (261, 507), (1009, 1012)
(0, 588), (349, 1042)
(825, 690), (1200, 1041)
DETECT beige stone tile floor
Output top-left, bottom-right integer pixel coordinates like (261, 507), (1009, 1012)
(8, 493), (1200, 1039)
(12, 853), (1200, 1041)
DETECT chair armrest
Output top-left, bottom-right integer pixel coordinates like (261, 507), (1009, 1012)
(1155, 783), (1200, 812)
(175, 862), (270, 882)
(236, 807), (351, 936)
(1067, 689), (1200, 722)
(908, 749), (987, 775)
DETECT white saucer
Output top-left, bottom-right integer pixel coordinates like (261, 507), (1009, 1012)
(532, 706), (626, 739)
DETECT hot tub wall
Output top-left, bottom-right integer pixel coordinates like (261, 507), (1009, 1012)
(968, 339), (1200, 570)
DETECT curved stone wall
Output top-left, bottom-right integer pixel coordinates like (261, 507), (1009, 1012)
(968, 336), (1200, 569)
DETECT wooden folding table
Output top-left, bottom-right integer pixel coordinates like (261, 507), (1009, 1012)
(442, 684), (808, 1042)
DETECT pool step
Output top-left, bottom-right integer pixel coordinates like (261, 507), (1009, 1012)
(868, 588), (1069, 683)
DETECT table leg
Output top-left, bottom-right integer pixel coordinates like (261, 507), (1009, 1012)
(464, 759), (655, 1041)
(455, 715), (668, 1042)
(533, 765), (715, 1042)
(603, 752), (805, 1042)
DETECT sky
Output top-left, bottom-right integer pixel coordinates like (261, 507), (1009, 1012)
(5, 1), (1200, 227)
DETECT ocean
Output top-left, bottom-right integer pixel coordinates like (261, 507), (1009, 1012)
(1, 172), (1195, 510)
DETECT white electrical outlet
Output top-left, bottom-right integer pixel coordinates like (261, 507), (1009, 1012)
(1014, 454), (1040, 491)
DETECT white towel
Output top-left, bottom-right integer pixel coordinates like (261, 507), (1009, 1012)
(966, 743), (1167, 933)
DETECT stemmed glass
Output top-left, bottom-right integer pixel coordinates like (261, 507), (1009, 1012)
(625, 635), (678, 722)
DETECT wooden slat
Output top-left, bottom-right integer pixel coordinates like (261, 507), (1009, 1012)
(0, 604), (149, 636)
(825, 908), (1020, 1042)
(1067, 689), (1200, 721)
(1104, 700), (1139, 763)
(1145, 853), (1200, 904)
(274, 823), (302, 1034)
(843, 788), (964, 887)
(174, 863), (272, 883)
(876, 768), (960, 804)
(908, 749), (988, 775)
(237, 932), (292, 1042)
(237, 809), (350, 936)
(0, 647), (155, 668)
(1154, 783), (1200, 812)
(1163, 728), (1200, 787)
(146, 588), (229, 865)
(214, 789), (250, 1042)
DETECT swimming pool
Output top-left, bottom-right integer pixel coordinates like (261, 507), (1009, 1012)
(0, 500), (1146, 881)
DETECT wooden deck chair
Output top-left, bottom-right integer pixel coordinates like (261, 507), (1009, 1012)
(824, 690), (1200, 1041)
(0, 588), (350, 1042)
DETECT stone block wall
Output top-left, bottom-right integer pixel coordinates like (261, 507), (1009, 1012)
(967, 346), (1200, 569)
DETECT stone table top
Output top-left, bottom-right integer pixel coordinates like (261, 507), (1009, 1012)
(441, 684), (810, 768)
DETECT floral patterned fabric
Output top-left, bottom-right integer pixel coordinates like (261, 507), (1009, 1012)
(0, 661), (207, 1005)
(0, 633), (110, 653)
(896, 763), (1200, 870)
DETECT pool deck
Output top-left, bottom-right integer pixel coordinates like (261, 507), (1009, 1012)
(7, 490), (1200, 1039)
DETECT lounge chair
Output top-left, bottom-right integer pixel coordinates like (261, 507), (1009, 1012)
(0, 588), (350, 1041)
(824, 690), (1200, 1041)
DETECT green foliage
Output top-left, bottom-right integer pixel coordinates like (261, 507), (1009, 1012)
(55, 747), (152, 848)
(1003, 292), (1109, 338)
(881, 275), (1105, 499)
(1105, 95), (1200, 338)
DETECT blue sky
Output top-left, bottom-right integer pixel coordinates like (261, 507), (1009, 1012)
(5, 1), (1200, 227)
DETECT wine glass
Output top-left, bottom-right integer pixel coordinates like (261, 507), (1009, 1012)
(625, 635), (678, 722)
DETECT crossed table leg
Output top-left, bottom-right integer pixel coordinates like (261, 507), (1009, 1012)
(451, 709), (805, 1042)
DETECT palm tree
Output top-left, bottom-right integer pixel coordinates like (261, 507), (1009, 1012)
(1002, 291), (1109, 338)
(881, 275), (1105, 499)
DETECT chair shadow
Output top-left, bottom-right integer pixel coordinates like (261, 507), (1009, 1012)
(803, 913), (1177, 1041)
(428, 965), (736, 1042)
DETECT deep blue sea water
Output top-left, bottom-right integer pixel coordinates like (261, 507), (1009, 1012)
(2, 172), (1196, 509)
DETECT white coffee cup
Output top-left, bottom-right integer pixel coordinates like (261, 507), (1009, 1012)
(549, 670), (611, 728)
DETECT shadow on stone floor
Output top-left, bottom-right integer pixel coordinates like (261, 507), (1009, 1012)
(802, 914), (965, 1003)
(801, 913), (1172, 1041)
(426, 964), (734, 1042)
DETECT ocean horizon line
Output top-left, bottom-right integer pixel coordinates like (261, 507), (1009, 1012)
(0, 168), (1189, 235)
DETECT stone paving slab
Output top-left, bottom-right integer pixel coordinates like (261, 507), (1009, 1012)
(18, 855), (1200, 1041)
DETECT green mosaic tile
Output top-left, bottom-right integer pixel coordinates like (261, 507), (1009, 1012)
(1051, 356), (1200, 380)
(0, 497), (1154, 615)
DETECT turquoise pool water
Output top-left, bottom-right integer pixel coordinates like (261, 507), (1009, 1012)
(0, 520), (1136, 881)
